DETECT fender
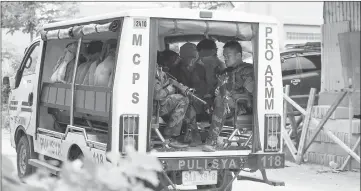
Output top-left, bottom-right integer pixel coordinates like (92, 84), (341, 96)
(15, 125), (37, 158)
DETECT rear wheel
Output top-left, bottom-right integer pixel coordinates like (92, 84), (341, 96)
(16, 136), (34, 179)
(197, 170), (233, 191)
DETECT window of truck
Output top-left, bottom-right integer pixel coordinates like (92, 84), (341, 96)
(23, 43), (41, 76)
(146, 18), (259, 154)
(37, 19), (122, 151)
(14, 42), (41, 88)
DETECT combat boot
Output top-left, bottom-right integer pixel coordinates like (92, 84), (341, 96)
(189, 129), (202, 147)
(168, 136), (189, 149)
(202, 138), (217, 152)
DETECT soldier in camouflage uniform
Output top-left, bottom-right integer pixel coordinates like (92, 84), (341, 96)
(157, 50), (201, 147)
(203, 41), (254, 152)
(154, 63), (190, 148)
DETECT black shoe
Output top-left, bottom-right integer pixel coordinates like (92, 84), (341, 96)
(202, 138), (217, 152)
(189, 130), (202, 147)
(168, 137), (189, 149)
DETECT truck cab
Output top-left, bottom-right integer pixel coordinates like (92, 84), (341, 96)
(6, 8), (285, 190)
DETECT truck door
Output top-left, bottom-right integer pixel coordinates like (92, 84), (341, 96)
(9, 41), (41, 132)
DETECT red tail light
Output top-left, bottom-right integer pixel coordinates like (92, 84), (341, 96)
(119, 114), (139, 153)
(264, 114), (281, 152)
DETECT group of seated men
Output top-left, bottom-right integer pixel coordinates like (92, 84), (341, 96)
(50, 39), (117, 87)
(154, 39), (254, 152)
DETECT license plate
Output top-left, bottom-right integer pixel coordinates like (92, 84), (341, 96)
(182, 170), (218, 186)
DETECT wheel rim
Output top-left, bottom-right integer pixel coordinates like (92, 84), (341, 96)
(18, 144), (27, 175)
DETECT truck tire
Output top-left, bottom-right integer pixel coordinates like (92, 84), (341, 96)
(197, 170), (233, 191)
(16, 136), (34, 178)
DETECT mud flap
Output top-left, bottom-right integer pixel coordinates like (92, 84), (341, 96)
(237, 169), (285, 186)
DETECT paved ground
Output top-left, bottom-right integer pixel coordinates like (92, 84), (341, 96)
(1, 128), (360, 191)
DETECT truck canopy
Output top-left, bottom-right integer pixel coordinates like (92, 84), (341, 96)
(42, 8), (278, 30)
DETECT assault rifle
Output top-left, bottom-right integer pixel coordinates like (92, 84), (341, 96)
(163, 70), (207, 105)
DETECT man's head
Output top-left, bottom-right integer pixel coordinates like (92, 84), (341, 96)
(87, 41), (103, 55)
(157, 50), (181, 69)
(196, 39), (217, 58)
(84, 40), (103, 60)
(179, 42), (198, 60)
(223, 40), (243, 67)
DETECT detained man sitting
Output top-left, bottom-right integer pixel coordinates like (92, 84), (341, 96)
(157, 50), (202, 147)
(154, 63), (190, 149)
(203, 41), (254, 152)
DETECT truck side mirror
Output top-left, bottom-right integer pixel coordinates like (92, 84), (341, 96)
(3, 76), (15, 90)
(3, 76), (9, 86)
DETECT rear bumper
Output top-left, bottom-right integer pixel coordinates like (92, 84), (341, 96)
(158, 152), (285, 172)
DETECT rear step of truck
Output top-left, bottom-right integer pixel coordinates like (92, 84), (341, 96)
(28, 159), (60, 175)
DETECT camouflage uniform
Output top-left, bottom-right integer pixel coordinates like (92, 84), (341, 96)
(204, 62), (254, 150)
(154, 65), (190, 138)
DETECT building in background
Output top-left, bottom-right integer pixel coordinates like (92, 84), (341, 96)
(232, 2), (323, 49)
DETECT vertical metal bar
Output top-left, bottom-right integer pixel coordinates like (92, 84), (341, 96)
(134, 116), (136, 149)
(122, 116), (125, 152)
(70, 37), (83, 126)
(128, 115), (130, 137)
(348, 79), (353, 170)
(268, 115), (270, 150)
(275, 115), (278, 151)
(276, 115), (278, 150)
(264, 114), (270, 149)
(270, 114), (275, 151)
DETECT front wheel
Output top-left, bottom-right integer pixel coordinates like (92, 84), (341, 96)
(16, 136), (34, 178)
(197, 170), (233, 191)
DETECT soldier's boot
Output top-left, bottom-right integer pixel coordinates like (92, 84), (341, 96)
(167, 136), (189, 149)
(202, 138), (217, 152)
(202, 107), (224, 152)
(202, 127), (219, 152)
(189, 129), (202, 147)
(183, 129), (200, 147)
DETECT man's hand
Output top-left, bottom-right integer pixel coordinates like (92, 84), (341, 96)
(214, 88), (220, 96)
(166, 85), (176, 95)
(203, 94), (212, 99)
